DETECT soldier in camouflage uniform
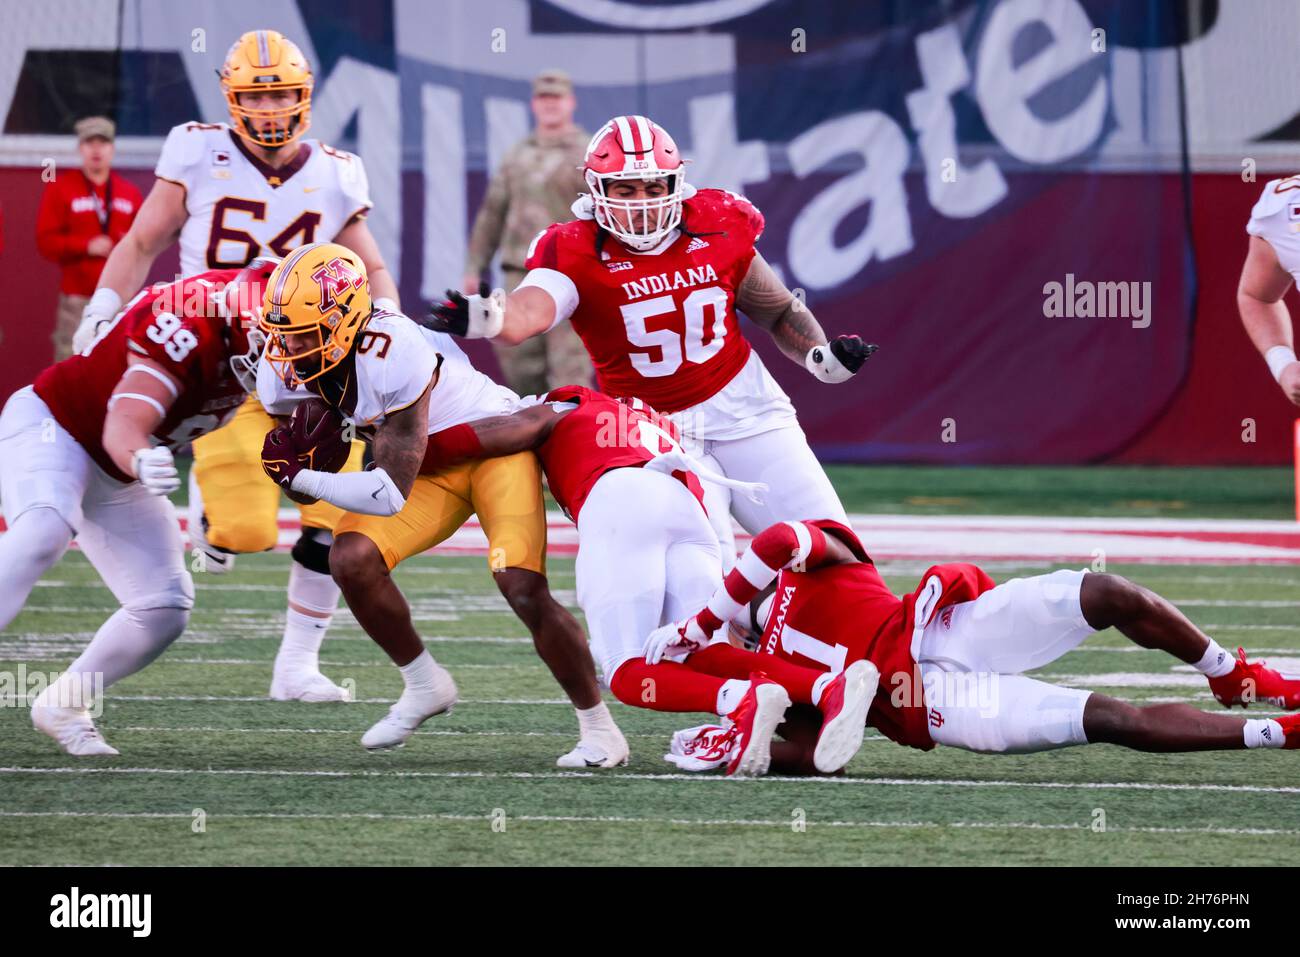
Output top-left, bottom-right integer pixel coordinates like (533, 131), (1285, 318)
(464, 69), (594, 396)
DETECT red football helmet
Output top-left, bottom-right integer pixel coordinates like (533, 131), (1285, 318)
(583, 115), (689, 251)
(226, 256), (279, 392)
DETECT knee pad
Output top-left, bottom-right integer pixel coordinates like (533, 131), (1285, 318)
(124, 570), (196, 616)
(291, 526), (335, 576)
(128, 605), (192, 643)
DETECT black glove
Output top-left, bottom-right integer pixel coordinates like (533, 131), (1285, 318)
(829, 335), (877, 374)
(424, 281), (491, 337)
(425, 289), (471, 336)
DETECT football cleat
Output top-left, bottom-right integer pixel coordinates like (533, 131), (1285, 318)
(813, 659), (879, 774)
(1277, 713), (1300, 749)
(557, 735), (630, 769)
(1207, 647), (1300, 709)
(361, 666), (458, 751)
(664, 723), (736, 771)
(186, 473), (236, 574)
(270, 668), (352, 703)
(31, 703), (119, 757)
(726, 674), (792, 778)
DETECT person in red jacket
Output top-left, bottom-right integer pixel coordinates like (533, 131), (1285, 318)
(35, 117), (141, 360)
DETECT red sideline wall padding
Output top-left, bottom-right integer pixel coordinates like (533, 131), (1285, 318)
(0, 168), (1294, 465)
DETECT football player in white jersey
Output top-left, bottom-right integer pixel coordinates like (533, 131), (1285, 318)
(1239, 173), (1300, 406)
(255, 243), (628, 765)
(74, 30), (399, 703)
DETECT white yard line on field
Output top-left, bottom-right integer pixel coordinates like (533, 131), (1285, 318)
(1, 765), (1296, 795)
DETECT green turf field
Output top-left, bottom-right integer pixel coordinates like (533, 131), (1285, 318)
(3, 536), (1298, 866)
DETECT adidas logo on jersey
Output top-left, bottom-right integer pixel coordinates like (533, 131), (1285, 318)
(685, 237), (710, 253)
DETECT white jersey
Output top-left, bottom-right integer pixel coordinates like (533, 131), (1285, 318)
(257, 308), (519, 436)
(155, 122), (372, 276)
(1246, 175), (1300, 282)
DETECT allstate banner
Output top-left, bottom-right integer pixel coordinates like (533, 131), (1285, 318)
(1, 0), (1218, 462)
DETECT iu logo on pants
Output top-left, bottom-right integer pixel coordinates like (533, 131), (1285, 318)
(929, 708), (945, 729)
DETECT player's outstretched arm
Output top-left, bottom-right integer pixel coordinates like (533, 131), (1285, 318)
(427, 403), (571, 471)
(1237, 234), (1300, 406)
(102, 356), (183, 496)
(736, 252), (877, 384)
(76, 181), (189, 351)
(274, 388), (431, 517)
(425, 284), (557, 344)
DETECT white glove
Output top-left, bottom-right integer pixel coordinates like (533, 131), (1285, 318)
(132, 446), (180, 496)
(663, 724), (736, 772)
(644, 619), (708, 665)
(72, 289), (123, 354)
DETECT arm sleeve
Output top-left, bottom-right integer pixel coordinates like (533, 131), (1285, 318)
(290, 466), (406, 516)
(465, 162), (512, 275)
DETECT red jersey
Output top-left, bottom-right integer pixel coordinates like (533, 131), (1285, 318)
(524, 188), (763, 413)
(758, 522), (997, 750)
(35, 171), (141, 296)
(536, 385), (704, 522)
(33, 269), (249, 482)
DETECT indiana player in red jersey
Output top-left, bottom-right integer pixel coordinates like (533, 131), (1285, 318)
(428, 115), (875, 569)
(0, 261), (275, 755)
(646, 521), (1300, 773)
(425, 386), (876, 773)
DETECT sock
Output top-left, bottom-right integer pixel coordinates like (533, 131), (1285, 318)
(608, 660), (725, 713)
(685, 642), (821, 705)
(576, 701), (617, 737)
(399, 650), (438, 699)
(715, 678), (751, 716)
(812, 672), (834, 706)
(1194, 639), (1235, 678)
(1244, 718), (1285, 749)
(275, 563), (340, 673)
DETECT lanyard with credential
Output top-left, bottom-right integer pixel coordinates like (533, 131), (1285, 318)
(83, 172), (112, 233)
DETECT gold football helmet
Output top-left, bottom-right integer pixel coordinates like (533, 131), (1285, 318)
(261, 243), (372, 384)
(221, 30), (313, 149)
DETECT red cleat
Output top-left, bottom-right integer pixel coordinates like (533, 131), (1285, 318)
(1208, 648), (1300, 710)
(725, 674), (792, 778)
(1276, 713), (1300, 749)
(813, 660), (879, 773)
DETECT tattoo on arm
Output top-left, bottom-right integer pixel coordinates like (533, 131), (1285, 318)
(372, 387), (431, 497)
(469, 404), (569, 457)
(735, 252), (828, 365)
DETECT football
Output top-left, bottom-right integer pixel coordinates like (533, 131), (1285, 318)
(288, 397), (351, 473)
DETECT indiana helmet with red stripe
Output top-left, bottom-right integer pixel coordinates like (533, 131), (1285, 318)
(583, 115), (691, 251)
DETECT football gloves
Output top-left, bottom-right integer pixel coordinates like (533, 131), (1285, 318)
(644, 618), (710, 665)
(261, 426), (304, 490)
(132, 446), (180, 496)
(806, 335), (878, 384)
(425, 283), (506, 339)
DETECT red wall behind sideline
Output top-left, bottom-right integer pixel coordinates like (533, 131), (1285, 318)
(0, 168), (1294, 465)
